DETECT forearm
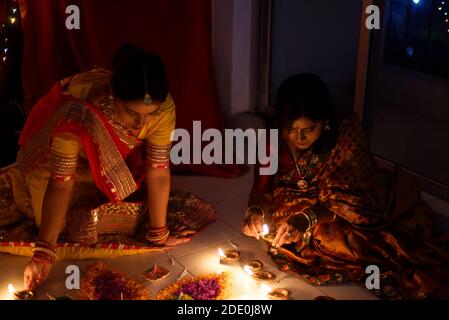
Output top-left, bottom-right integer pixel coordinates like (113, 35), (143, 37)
(312, 205), (337, 224)
(146, 167), (170, 227)
(39, 180), (75, 245)
(287, 205), (336, 232)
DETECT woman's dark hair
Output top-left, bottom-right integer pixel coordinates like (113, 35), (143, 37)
(274, 73), (338, 154)
(111, 43), (168, 103)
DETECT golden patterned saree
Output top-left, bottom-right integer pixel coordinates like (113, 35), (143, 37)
(0, 69), (216, 259)
(254, 113), (449, 299)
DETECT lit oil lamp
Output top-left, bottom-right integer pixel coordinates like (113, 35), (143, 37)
(267, 288), (290, 300)
(260, 224), (278, 246)
(218, 248), (241, 264)
(8, 284), (35, 300)
(243, 265), (276, 282)
(261, 225), (281, 255)
(260, 224), (269, 238)
(246, 260), (264, 272)
(253, 270), (276, 282)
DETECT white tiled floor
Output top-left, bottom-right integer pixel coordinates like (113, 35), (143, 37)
(1, 169), (448, 300)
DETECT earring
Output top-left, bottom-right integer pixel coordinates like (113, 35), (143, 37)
(144, 93), (153, 105)
(143, 67), (153, 105)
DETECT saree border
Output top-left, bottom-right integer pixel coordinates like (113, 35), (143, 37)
(17, 101), (138, 201)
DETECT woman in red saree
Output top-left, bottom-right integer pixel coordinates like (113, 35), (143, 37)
(3, 44), (179, 290)
(242, 74), (449, 299)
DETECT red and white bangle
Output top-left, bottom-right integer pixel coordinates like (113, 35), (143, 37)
(32, 240), (57, 264)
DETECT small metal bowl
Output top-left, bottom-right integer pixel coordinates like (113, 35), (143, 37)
(246, 260), (264, 272)
(13, 290), (35, 300)
(267, 288), (290, 300)
(252, 270), (276, 282)
(219, 250), (241, 264)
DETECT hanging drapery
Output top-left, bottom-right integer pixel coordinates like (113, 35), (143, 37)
(18, 0), (246, 177)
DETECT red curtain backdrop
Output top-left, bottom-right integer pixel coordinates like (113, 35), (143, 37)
(18, 0), (247, 177)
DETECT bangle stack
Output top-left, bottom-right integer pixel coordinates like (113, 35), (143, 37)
(245, 205), (265, 220)
(292, 208), (318, 253)
(300, 208), (318, 230)
(146, 226), (170, 245)
(32, 240), (56, 264)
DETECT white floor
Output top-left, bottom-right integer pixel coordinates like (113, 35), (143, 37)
(1, 169), (448, 300)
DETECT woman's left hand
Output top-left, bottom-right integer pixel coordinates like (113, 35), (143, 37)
(272, 221), (302, 248)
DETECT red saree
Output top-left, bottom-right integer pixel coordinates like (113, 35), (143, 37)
(254, 113), (449, 299)
(18, 82), (144, 202)
(0, 80), (217, 258)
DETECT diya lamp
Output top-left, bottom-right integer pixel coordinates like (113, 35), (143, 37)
(260, 224), (269, 238)
(260, 283), (290, 300)
(218, 248), (241, 265)
(243, 265), (276, 282)
(246, 259), (264, 272)
(8, 284), (35, 300)
(260, 224), (279, 251)
(267, 288), (290, 300)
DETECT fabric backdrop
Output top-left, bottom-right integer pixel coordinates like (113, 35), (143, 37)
(17, 0), (247, 177)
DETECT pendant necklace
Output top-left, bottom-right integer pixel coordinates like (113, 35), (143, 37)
(292, 149), (313, 190)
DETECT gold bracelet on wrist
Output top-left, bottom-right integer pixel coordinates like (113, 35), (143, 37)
(302, 208), (318, 229)
(245, 205), (265, 220)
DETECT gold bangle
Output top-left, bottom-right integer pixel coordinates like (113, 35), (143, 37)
(245, 205), (265, 219)
(146, 229), (170, 242)
(302, 208), (318, 229)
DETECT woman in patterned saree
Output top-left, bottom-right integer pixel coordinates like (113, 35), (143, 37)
(3, 44), (178, 290)
(242, 74), (449, 299)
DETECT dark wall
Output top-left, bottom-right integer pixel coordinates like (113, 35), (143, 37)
(270, 0), (363, 112)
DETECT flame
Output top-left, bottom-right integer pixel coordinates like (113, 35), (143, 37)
(260, 284), (271, 294)
(243, 265), (253, 276)
(218, 248), (226, 258)
(261, 224), (269, 237)
(8, 284), (15, 294)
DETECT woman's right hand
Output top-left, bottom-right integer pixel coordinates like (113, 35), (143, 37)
(242, 214), (264, 239)
(23, 259), (53, 291)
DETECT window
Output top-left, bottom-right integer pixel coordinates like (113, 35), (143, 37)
(384, 0), (449, 79)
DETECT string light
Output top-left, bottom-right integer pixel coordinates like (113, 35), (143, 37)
(436, 0), (449, 34)
(1, 0), (20, 67)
